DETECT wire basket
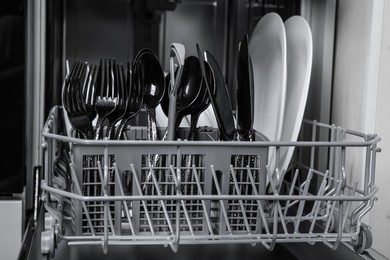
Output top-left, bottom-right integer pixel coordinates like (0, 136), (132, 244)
(40, 106), (380, 256)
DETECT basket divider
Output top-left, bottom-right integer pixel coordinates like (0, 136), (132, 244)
(130, 164), (155, 235)
(69, 162), (95, 236)
(192, 164), (214, 235)
(229, 165), (251, 233)
(149, 163), (175, 235)
(97, 160), (116, 236)
(170, 165), (195, 236)
(113, 163), (135, 235)
(174, 147), (182, 251)
(211, 165), (232, 235)
(246, 166), (270, 235)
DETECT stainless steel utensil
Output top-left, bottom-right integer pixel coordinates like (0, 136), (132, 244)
(237, 34), (254, 141)
(166, 43), (185, 141)
(115, 61), (144, 139)
(161, 56), (203, 138)
(62, 61), (94, 139)
(187, 61), (214, 141)
(81, 63), (98, 124)
(105, 62), (127, 139)
(196, 44), (235, 141)
(137, 50), (165, 142)
(94, 58), (118, 140)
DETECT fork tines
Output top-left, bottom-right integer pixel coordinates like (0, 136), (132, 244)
(62, 58), (144, 140)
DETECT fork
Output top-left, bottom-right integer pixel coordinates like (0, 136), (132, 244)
(94, 58), (118, 140)
(82, 63), (98, 124)
(63, 62), (94, 139)
(105, 62), (127, 139)
(115, 61), (144, 139)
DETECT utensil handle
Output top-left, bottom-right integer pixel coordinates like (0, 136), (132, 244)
(105, 124), (116, 140)
(188, 112), (200, 141)
(86, 125), (94, 139)
(167, 81), (178, 140)
(94, 116), (105, 140)
(167, 43), (185, 141)
(115, 118), (129, 140)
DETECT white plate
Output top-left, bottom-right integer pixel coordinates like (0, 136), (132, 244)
(278, 16), (313, 175)
(156, 104), (218, 129)
(249, 12), (287, 176)
(184, 106), (218, 128)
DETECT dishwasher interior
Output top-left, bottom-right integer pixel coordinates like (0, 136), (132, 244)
(19, 0), (384, 259)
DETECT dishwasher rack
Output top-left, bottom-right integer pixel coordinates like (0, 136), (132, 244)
(40, 106), (380, 257)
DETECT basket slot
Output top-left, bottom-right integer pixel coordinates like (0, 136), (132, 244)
(135, 153), (210, 235)
(148, 163), (175, 235)
(138, 154), (176, 234)
(226, 154), (266, 234)
(77, 155), (117, 235)
(179, 154), (207, 233)
(229, 164), (252, 233)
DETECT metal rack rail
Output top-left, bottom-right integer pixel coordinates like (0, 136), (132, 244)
(40, 106), (380, 257)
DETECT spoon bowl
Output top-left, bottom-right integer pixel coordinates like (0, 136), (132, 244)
(137, 50), (166, 141)
(162, 56), (203, 131)
(187, 61), (214, 140)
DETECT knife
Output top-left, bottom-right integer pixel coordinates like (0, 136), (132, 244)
(196, 44), (235, 141)
(237, 34), (254, 141)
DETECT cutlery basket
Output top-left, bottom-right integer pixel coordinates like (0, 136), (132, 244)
(41, 106), (380, 256)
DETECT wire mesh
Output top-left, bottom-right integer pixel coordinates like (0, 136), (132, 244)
(40, 106), (380, 254)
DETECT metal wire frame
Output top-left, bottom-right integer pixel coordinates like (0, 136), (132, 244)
(41, 158), (378, 253)
(40, 106), (381, 254)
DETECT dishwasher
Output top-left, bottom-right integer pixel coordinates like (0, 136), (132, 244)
(8, 0), (386, 259)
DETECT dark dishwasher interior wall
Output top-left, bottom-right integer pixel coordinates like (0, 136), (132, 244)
(46, 0), (301, 110)
(0, 0), (25, 194)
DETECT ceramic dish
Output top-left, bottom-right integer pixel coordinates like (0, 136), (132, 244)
(249, 12), (287, 175)
(278, 16), (313, 175)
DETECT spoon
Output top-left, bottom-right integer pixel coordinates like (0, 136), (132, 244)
(161, 56), (203, 139)
(137, 50), (165, 141)
(187, 61), (214, 141)
(182, 61), (214, 194)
